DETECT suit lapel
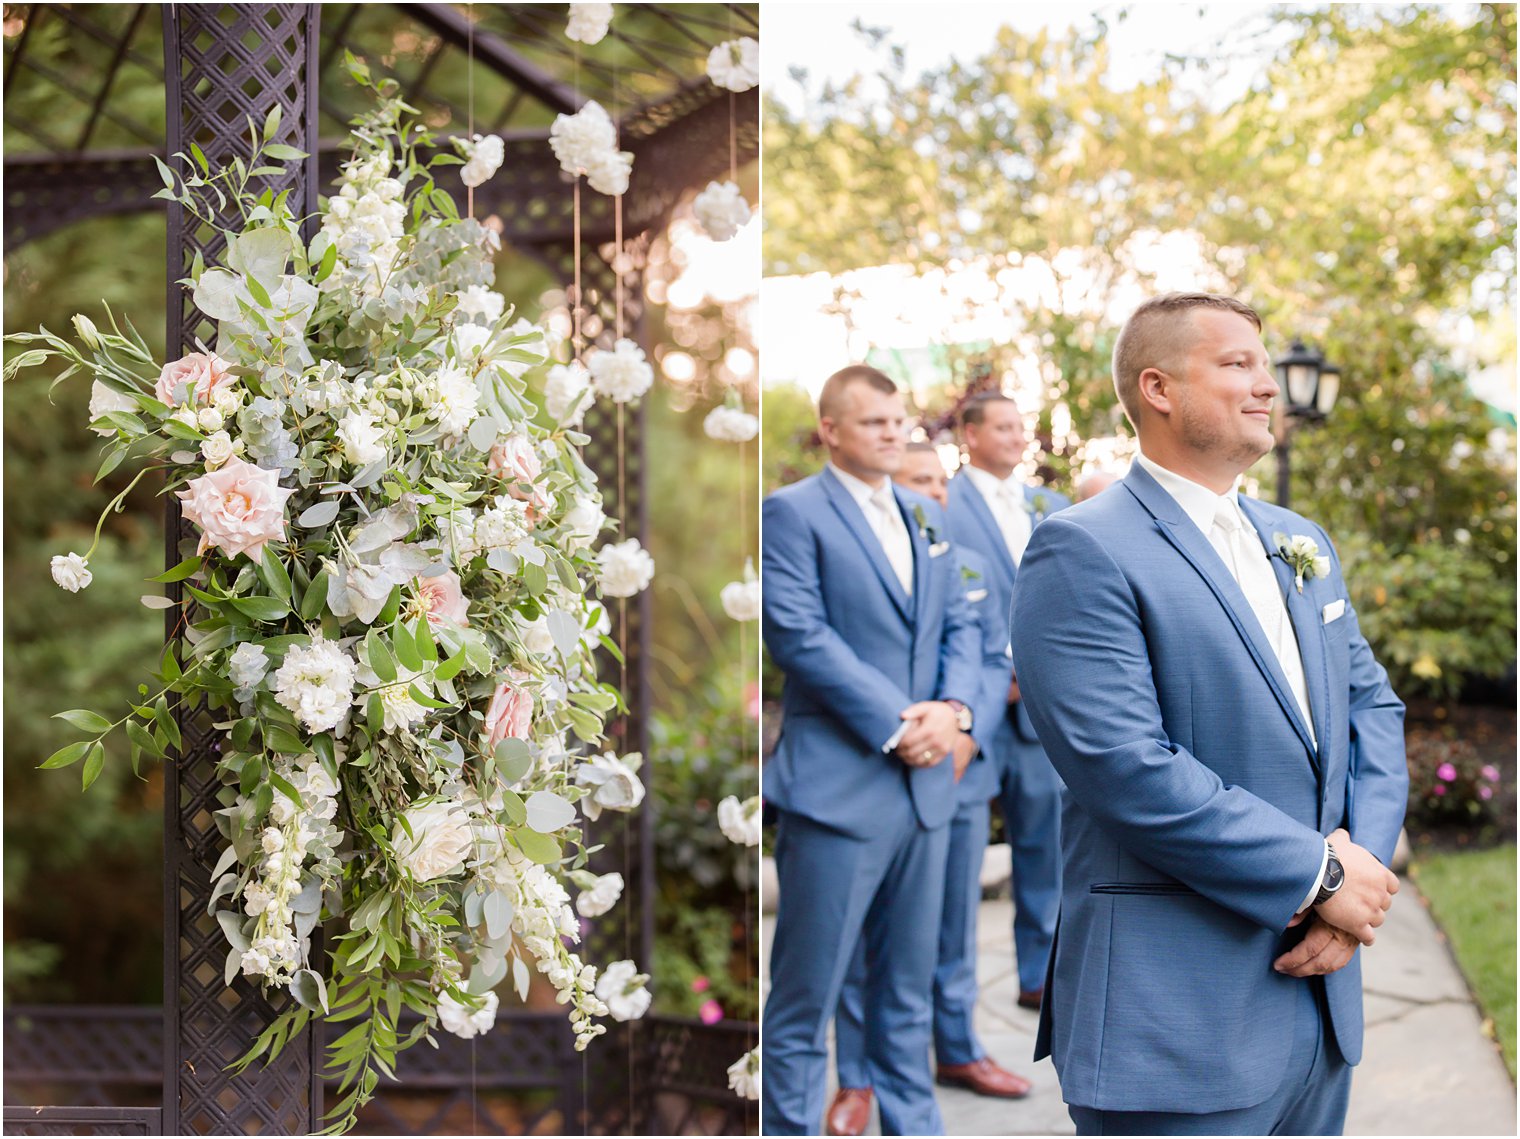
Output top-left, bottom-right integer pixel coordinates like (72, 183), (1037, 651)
(1241, 501), (1334, 764)
(1124, 467), (1319, 764)
(820, 468), (912, 623)
(958, 475), (1018, 587)
(902, 490), (934, 632)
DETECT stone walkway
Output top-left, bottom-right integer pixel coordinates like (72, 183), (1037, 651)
(759, 859), (1517, 1135)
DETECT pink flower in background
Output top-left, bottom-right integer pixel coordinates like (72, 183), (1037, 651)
(177, 457), (294, 560)
(1481, 765), (1500, 782)
(690, 976), (710, 994)
(483, 672), (532, 750)
(698, 999), (723, 1025)
(1436, 762), (1458, 782)
(417, 570), (470, 628)
(1431, 783), (1447, 797)
(488, 434), (550, 509)
(156, 351), (234, 406)
(745, 681), (760, 721)
(1479, 785), (1494, 800)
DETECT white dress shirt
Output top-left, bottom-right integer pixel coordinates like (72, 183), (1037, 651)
(962, 464), (1033, 566)
(1135, 453), (1328, 913)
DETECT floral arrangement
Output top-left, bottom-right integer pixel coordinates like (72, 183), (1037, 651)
(7, 63), (658, 1131)
(1404, 729), (1504, 832)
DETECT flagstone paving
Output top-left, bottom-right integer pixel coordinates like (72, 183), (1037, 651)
(760, 863), (1516, 1135)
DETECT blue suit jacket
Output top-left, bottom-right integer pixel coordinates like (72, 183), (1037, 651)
(1009, 462), (1407, 1114)
(945, 473), (1071, 743)
(762, 468), (984, 837)
(951, 544), (1016, 805)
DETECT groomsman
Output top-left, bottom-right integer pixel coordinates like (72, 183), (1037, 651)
(1011, 293), (1405, 1134)
(762, 367), (986, 1135)
(828, 443), (1033, 1136)
(945, 392), (1069, 1009)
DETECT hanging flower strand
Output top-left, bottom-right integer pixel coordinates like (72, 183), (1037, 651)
(707, 37), (759, 93)
(693, 179), (752, 242)
(566, 3), (613, 45)
(550, 101), (634, 197)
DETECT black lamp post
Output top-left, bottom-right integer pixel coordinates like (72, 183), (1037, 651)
(1273, 339), (1340, 506)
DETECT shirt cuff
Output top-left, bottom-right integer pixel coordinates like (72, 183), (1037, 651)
(1295, 839), (1331, 915)
(882, 720), (909, 753)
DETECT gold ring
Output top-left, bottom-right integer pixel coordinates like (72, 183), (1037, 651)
(922, 749), (934, 761)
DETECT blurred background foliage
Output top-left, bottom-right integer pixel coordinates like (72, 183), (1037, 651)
(3, 3), (758, 1014)
(762, 3), (1516, 706)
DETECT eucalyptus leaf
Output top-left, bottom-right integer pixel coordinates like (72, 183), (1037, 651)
(524, 790), (576, 834)
(297, 500), (340, 528)
(217, 909), (252, 952)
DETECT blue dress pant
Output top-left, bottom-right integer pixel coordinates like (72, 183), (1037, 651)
(763, 805), (950, 1136)
(1068, 977), (1351, 1135)
(997, 715), (1062, 993)
(836, 797), (991, 1087)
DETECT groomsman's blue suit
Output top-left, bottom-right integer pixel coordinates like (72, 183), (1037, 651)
(1010, 462), (1407, 1123)
(835, 545), (1013, 1085)
(762, 467), (983, 1135)
(945, 473), (1069, 993)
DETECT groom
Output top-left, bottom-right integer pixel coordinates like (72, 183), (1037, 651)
(762, 366), (985, 1135)
(1010, 293), (1406, 1135)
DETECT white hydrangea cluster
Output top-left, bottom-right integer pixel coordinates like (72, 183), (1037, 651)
(595, 537), (655, 598)
(549, 101), (634, 196)
(703, 404), (759, 442)
(474, 495), (534, 555)
(692, 180), (752, 241)
(320, 151), (406, 298)
(454, 284), (506, 325)
(587, 338), (654, 404)
(456, 133), (505, 188)
(273, 636), (358, 734)
(238, 757), (341, 986)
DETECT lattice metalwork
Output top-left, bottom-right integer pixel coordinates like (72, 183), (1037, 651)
(6, 1008), (756, 1136)
(160, 7), (323, 1135)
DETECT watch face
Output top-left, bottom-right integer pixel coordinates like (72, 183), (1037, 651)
(1324, 857), (1345, 892)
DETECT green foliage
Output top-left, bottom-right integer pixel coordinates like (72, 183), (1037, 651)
(1412, 843), (1517, 1078)
(649, 684), (757, 1023)
(761, 382), (820, 493)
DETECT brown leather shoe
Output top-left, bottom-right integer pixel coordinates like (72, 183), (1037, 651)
(935, 1057), (1032, 1099)
(824, 1087), (873, 1136)
(1017, 986), (1044, 1010)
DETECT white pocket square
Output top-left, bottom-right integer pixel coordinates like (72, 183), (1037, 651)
(1321, 599), (1346, 624)
(966, 588), (988, 603)
(929, 541), (951, 558)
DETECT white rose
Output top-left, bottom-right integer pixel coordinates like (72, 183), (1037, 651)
(692, 180), (752, 242)
(197, 406), (225, 432)
(574, 751), (645, 821)
(727, 1047), (760, 1100)
(438, 989), (499, 1039)
(544, 361), (591, 426)
(576, 871), (624, 918)
(393, 799), (473, 881)
(562, 494), (606, 551)
(707, 37), (759, 92)
(566, 2), (612, 44)
(596, 537), (654, 598)
(587, 338), (653, 403)
(703, 405), (759, 443)
(302, 760), (339, 799)
(87, 381), (136, 435)
(717, 795), (762, 846)
(520, 614), (556, 656)
(720, 578), (760, 622)
(594, 959), (651, 1022)
(200, 430), (240, 469)
(50, 552), (92, 592)
(336, 409), (387, 467)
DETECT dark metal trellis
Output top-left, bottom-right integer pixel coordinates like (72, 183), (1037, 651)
(3, 3), (758, 1134)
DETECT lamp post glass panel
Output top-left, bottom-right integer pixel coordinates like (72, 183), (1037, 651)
(1273, 338), (1339, 507)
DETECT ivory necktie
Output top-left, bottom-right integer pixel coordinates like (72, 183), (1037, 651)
(1211, 500), (1315, 743)
(998, 484), (1032, 566)
(871, 485), (914, 595)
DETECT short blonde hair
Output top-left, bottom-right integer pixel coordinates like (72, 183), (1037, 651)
(1112, 293), (1262, 427)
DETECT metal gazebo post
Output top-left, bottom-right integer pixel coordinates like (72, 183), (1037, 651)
(161, 6), (323, 1133)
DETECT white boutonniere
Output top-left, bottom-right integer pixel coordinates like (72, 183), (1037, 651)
(1023, 491), (1051, 521)
(1272, 532), (1332, 593)
(911, 503), (938, 545)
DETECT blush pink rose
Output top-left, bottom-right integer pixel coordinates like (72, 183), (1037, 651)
(487, 434), (550, 509)
(156, 351), (235, 406)
(417, 570), (470, 628)
(483, 671), (532, 750)
(177, 456), (295, 560)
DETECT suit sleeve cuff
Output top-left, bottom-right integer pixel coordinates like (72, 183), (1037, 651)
(1295, 839), (1330, 915)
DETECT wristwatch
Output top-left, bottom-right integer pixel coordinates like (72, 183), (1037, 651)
(1313, 842), (1345, 907)
(944, 699), (974, 734)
